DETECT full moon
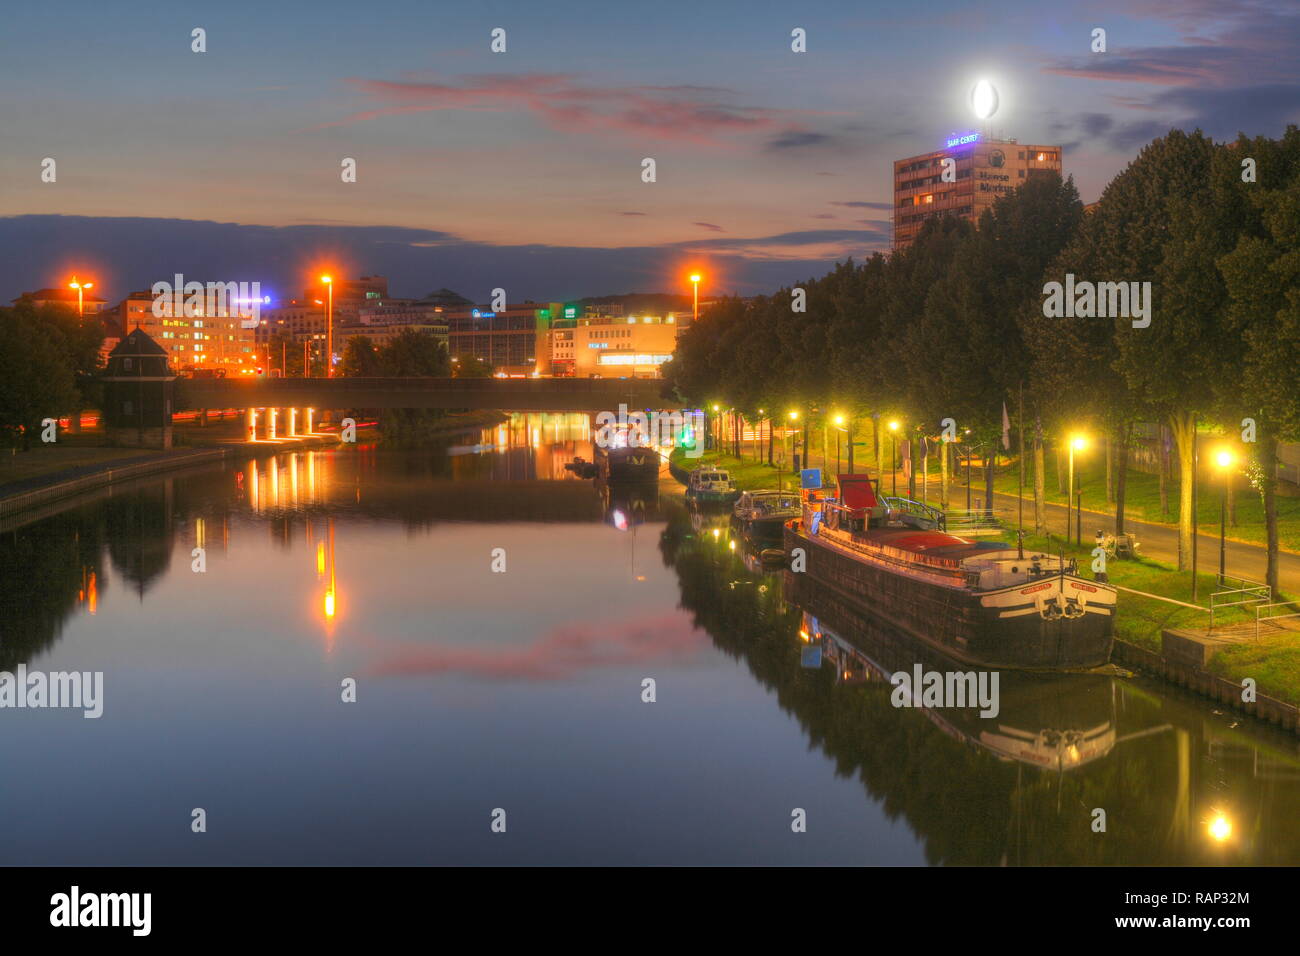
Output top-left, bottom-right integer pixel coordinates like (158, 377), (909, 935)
(971, 79), (999, 120)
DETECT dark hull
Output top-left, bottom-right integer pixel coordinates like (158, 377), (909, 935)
(785, 526), (1113, 670)
(733, 513), (793, 544)
(596, 447), (660, 482)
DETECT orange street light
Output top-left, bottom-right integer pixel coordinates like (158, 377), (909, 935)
(1067, 433), (1089, 545)
(1215, 449), (1236, 580)
(68, 276), (94, 317)
(320, 276), (334, 377)
(689, 273), (702, 326)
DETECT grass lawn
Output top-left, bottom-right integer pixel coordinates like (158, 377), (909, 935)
(995, 524), (1299, 703)
(986, 450), (1300, 552)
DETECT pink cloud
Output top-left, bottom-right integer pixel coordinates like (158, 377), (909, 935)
(299, 72), (815, 145)
(362, 610), (709, 681)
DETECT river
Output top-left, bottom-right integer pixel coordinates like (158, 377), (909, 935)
(2, 411), (1298, 865)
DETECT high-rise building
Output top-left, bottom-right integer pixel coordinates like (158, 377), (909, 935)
(893, 135), (1063, 250)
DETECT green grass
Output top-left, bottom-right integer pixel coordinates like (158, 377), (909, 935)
(1209, 638), (1300, 707)
(985, 450), (1300, 552)
(1012, 524), (1299, 704)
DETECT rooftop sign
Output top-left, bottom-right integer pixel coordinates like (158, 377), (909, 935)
(945, 132), (981, 148)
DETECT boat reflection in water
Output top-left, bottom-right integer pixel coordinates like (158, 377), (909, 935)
(789, 572), (1116, 774)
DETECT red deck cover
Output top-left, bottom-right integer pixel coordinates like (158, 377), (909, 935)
(837, 474), (879, 510)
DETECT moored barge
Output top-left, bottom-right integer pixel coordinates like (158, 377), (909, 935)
(784, 474), (1115, 670)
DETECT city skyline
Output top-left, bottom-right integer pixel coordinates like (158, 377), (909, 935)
(4, 0), (1299, 301)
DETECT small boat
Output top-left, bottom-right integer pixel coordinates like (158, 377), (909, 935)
(786, 474), (1116, 670)
(732, 490), (802, 543)
(564, 456), (599, 479)
(685, 466), (740, 504)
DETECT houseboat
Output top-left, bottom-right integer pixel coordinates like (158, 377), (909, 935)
(784, 474), (1115, 670)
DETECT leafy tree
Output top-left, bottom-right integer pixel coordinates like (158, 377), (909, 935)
(340, 335), (383, 377)
(452, 356), (496, 378)
(0, 308), (80, 449)
(1218, 126), (1300, 592)
(378, 329), (450, 377)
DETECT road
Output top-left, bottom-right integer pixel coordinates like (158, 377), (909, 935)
(981, 484), (1300, 596)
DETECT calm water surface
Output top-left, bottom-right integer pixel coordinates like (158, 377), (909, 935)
(2, 412), (1298, 865)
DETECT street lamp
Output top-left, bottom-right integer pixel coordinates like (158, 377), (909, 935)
(788, 411), (799, 473)
(834, 414), (845, 476)
(320, 276), (334, 377)
(689, 273), (701, 327)
(1215, 449), (1234, 581)
(68, 276), (94, 317)
(888, 420), (900, 497)
(1068, 434), (1088, 545)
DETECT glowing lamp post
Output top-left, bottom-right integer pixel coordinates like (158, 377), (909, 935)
(1215, 450), (1235, 580)
(68, 277), (94, 317)
(321, 276), (334, 378)
(690, 273), (701, 326)
(788, 411), (799, 473)
(887, 420), (900, 497)
(1068, 435), (1088, 545)
(834, 414), (845, 476)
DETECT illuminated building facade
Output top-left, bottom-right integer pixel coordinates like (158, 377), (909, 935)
(117, 289), (258, 373)
(893, 134), (1063, 250)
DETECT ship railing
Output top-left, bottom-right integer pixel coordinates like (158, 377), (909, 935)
(942, 508), (1002, 536)
(882, 496), (946, 531)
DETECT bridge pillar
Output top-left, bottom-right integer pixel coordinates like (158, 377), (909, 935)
(268, 407), (278, 440)
(246, 407), (258, 443)
(305, 408), (315, 434)
(287, 407), (298, 437)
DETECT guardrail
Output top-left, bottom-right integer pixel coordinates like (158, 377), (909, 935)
(1210, 584), (1271, 630)
(1256, 600), (1300, 640)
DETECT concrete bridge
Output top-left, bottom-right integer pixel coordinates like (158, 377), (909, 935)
(176, 376), (669, 413)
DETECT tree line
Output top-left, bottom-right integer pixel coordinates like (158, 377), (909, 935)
(0, 301), (104, 449)
(664, 127), (1300, 591)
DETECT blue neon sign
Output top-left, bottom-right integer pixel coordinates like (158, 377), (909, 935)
(945, 132), (981, 148)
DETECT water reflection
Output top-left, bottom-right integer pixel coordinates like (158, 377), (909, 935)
(660, 503), (1300, 865)
(1, 436), (1298, 865)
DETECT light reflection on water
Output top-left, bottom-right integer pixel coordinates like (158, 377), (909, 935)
(0, 422), (1298, 866)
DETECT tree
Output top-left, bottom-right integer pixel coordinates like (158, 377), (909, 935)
(1218, 126), (1300, 592)
(452, 356), (496, 378)
(340, 335), (383, 377)
(0, 309), (80, 449)
(378, 329), (450, 377)
(1083, 130), (1241, 571)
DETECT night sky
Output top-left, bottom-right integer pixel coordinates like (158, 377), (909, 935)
(3, 0), (1297, 302)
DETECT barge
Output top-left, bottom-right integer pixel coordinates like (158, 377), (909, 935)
(784, 474), (1115, 670)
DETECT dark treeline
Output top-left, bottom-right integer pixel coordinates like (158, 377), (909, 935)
(0, 301), (104, 449)
(665, 127), (1300, 591)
